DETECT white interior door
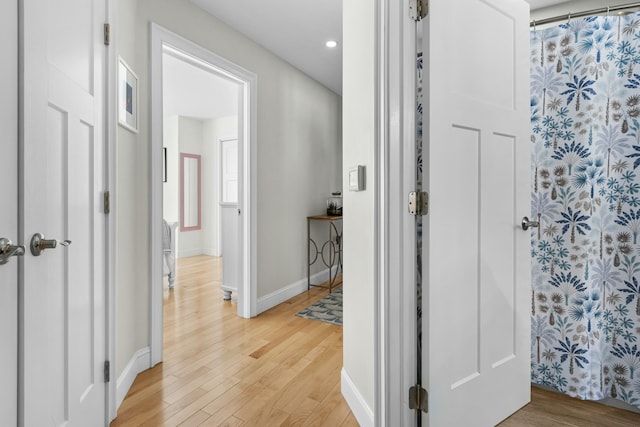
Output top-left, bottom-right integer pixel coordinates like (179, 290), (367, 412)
(21, 0), (107, 425)
(220, 138), (239, 205)
(421, 0), (530, 425)
(220, 206), (239, 298)
(220, 137), (239, 299)
(0, 1), (19, 425)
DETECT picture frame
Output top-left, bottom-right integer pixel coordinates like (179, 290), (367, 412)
(118, 58), (138, 133)
(163, 147), (167, 183)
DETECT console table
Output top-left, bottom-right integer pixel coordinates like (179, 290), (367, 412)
(307, 215), (343, 292)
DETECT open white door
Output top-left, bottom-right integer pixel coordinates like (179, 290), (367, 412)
(0, 1), (19, 425)
(421, 0), (530, 425)
(220, 137), (239, 300)
(21, 0), (108, 425)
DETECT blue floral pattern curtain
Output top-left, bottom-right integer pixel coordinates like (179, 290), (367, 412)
(531, 14), (640, 408)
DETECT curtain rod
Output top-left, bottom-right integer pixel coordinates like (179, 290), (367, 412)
(530, 2), (640, 28)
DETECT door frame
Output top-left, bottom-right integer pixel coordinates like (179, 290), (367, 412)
(149, 23), (257, 365)
(1, 1), (18, 425)
(375, 0), (417, 424)
(106, 0), (118, 421)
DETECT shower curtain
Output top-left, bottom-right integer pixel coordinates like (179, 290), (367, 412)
(531, 14), (640, 408)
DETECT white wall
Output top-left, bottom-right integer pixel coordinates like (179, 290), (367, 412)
(342, 0), (376, 418)
(530, 0), (631, 20)
(116, 0), (149, 381)
(115, 0), (342, 384)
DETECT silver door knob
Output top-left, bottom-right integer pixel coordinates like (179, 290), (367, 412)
(521, 217), (540, 231)
(30, 233), (72, 256)
(0, 238), (25, 265)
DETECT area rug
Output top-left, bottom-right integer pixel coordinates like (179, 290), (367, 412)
(296, 288), (342, 326)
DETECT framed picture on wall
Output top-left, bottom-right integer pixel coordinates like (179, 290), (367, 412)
(163, 147), (167, 183)
(118, 57), (138, 133)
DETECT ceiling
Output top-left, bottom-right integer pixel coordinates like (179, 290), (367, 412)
(191, 0), (342, 95)
(163, 53), (239, 120)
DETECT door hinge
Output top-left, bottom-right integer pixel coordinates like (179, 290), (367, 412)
(409, 385), (428, 412)
(408, 191), (428, 216)
(409, 0), (428, 21)
(104, 23), (111, 46)
(104, 361), (111, 383)
(103, 191), (110, 214)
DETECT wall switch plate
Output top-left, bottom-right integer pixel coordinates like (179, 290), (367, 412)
(349, 165), (365, 191)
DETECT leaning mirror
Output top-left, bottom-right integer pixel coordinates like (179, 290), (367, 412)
(180, 153), (201, 231)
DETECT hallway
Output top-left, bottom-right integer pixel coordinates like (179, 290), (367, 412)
(110, 255), (356, 426)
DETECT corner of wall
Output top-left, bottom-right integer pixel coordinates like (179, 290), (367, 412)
(256, 268), (334, 314)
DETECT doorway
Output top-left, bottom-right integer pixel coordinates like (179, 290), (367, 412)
(162, 51), (239, 303)
(150, 24), (257, 366)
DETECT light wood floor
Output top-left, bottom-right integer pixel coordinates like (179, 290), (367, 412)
(111, 255), (640, 426)
(500, 387), (640, 426)
(111, 255), (357, 426)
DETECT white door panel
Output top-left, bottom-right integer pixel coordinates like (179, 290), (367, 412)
(422, 0), (530, 425)
(221, 205), (239, 299)
(0, 1), (18, 425)
(220, 137), (239, 299)
(221, 138), (238, 204)
(22, 0), (107, 425)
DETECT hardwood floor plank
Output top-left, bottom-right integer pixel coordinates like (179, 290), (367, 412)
(177, 410), (211, 427)
(301, 381), (352, 427)
(339, 412), (360, 427)
(200, 415), (244, 427)
(279, 398), (320, 427)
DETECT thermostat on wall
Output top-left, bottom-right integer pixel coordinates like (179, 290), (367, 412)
(349, 165), (365, 191)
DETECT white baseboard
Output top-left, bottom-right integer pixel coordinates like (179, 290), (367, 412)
(177, 249), (220, 258)
(116, 347), (151, 411)
(177, 249), (205, 258)
(256, 268), (333, 315)
(341, 368), (374, 427)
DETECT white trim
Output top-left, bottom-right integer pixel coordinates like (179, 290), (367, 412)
(150, 22), (163, 368)
(218, 136), (239, 205)
(341, 368), (375, 427)
(256, 269), (334, 315)
(374, 0), (385, 424)
(150, 24), (258, 366)
(106, 0), (118, 421)
(202, 247), (219, 257)
(115, 347), (151, 410)
(376, 0), (418, 425)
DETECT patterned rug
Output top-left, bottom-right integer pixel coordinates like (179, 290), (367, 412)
(296, 288), (342, 326)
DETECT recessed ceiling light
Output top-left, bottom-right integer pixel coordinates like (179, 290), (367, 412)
(326, 40), (337, 48)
